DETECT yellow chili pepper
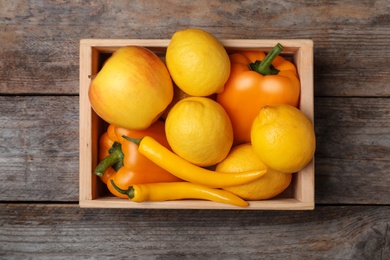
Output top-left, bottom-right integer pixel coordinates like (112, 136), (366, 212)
(110, 180), (249, 207)
(125, 136), (267, 188)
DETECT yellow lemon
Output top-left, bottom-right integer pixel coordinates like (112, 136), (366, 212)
(165, 97), (233, 167)
(251, 104), (316, 173)
(165, 28), (230, 96)
(160, 83), (192, 120)
(216, 144), (292, 200)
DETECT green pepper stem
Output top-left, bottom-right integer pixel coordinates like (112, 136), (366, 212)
(110, 180), (135, 199)
(249, 43), (283, 76)
(93, 142), (124, 177)
(122, 135), (142, 146)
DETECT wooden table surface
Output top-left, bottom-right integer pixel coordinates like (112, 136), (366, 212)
(1, 1), (389, 259)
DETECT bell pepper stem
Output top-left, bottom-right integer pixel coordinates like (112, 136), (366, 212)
(122, 135), (142, 146)
(93, 142), (124, 177)
(110, 180), (135, 199)
(249, 43), (283, 76)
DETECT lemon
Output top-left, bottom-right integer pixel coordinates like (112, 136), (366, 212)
(165, 28), (230, 96)
(216, 144), (292, 200)
(251, 104), (316, 173)
(165, 97), (233, 167)
(160, 83), (191, 120)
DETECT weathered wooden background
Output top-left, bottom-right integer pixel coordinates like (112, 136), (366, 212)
(1, 0), (389, 258)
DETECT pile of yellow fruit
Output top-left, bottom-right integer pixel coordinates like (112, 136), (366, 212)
(89, 28), (316, 206)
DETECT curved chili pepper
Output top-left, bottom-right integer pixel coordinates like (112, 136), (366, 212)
(126, 136), (267, 188)
(94, 120), (182, 199)
(110, 180), (249, 207)
(216, 43), (300, 145)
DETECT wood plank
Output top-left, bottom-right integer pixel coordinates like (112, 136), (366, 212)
(315, 97), (390, 159)
(0, 204), (389, 259)
(316, 158), (390, 204)
(1, 96), (390, 204)
(1, 0), (389, 96)
(0, 96), (79, 201)
(315, 97), (390, 204)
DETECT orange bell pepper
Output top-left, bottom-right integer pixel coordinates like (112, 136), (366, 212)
(94, 120), (182, 199)
(217, 43), (300, 146)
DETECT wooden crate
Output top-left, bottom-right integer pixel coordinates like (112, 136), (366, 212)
(79, 39), (314, 210)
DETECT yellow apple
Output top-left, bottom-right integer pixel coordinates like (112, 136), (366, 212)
(89, 46), (173, 130)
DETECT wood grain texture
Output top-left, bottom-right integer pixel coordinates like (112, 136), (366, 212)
(1, 96), (389, 204)
(0, 96), (79, 201)
(315, 97), (390, 203)
(0, 204), (389, 259)
(1, 0), (390, 257)
(315, 97), (390, 159)
(1, 0), (389, 96)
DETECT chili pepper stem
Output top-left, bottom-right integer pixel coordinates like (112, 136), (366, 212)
(93, 142), (124, 177)
(110, 180), (135, 199)
(249, 43), (283, 76)
(122, 135), (142, 146)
